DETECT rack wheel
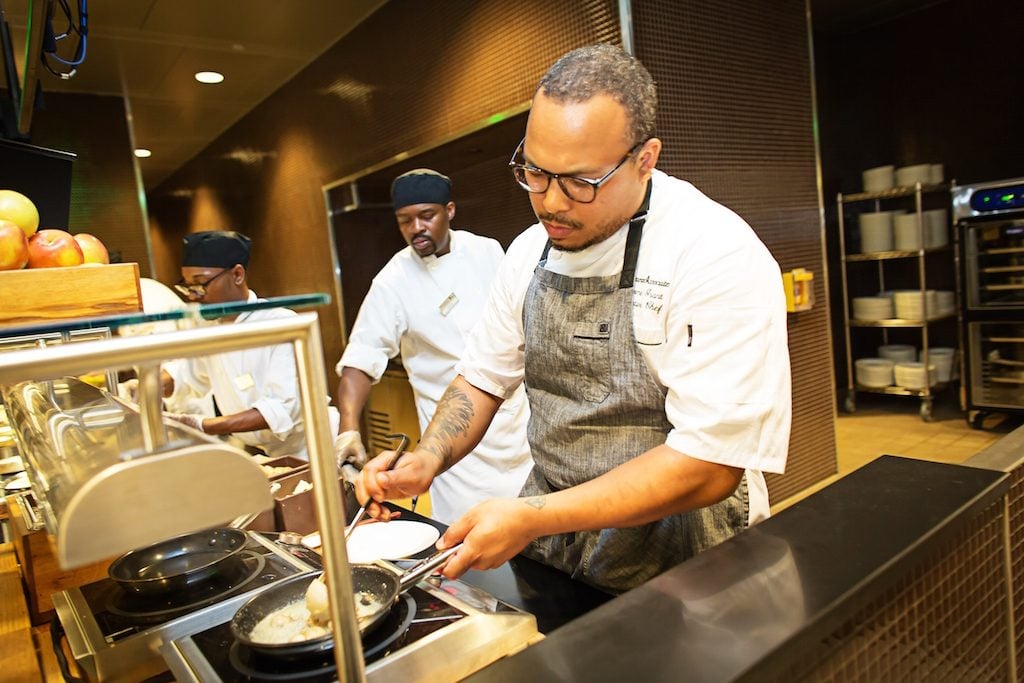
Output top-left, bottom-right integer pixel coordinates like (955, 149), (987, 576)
(968, 411), (987, 430)
(919, 399), (933, 422)
(844, 393), (856, 414)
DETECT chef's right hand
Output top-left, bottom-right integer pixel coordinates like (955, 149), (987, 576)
(355, 448), (438, 522)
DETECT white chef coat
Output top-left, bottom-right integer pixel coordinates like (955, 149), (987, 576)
(457, 170), (791, 523)
(338, 230), (533, 524)
(168, 291), (332, 460)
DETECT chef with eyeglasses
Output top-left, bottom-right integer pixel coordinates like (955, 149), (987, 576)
(355, 45), (791, 594)
(161, 230), (339, 460)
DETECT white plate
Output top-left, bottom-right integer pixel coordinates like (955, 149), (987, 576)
(4, 472), (30, 491)
(0, 456), (24, 476)
(302, 520), (441, 562)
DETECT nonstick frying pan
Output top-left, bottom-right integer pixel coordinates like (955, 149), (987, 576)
(107, 527), (248, 596)
(230, 544), (461, 658)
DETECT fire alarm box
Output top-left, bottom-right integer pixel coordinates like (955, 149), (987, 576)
(783, 268), (814, 312)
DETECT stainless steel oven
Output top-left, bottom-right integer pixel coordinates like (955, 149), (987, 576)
(953, 176), (1024, 426)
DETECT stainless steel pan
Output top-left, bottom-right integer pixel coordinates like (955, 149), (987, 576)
(107, 527), (248, 596)
(230, 545), (461, 658)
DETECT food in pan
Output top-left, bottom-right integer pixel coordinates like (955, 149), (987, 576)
(247, 586), (385, 644)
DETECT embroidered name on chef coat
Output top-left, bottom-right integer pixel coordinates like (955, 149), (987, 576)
(234, 373), (256, 391)
(438, 292), (459, 316)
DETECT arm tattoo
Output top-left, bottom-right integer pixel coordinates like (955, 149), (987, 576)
(524, 497), (546, 510)
(420, 384), (475, 469)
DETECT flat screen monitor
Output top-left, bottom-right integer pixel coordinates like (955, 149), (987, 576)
(0, 137), (75, 229)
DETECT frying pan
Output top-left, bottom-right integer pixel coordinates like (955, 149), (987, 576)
(107, 527), (248, 596)
(230, 544), (461, 658)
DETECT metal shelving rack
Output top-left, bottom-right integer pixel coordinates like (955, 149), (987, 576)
(838, 182), (954, 420)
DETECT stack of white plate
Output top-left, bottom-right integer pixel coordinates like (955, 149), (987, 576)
(920, 347), (956, 382)
(934, 290), (955, 315)
(924, 209), (948, 247)
(929, 164), (944, 184)
(862, 165), (895, 192)
(895, 164), (933, 187)
(892, 290), (938, 319)
(852, 296), (894, 321)
(859, 212), (895, 253)
(878, 344), (917, 362)
(856, 358), (894, 388)
(893, 213), (924, 251)
(894, 361), (938, 389)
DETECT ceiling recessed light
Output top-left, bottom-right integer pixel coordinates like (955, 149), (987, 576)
(194, 71), (224, 84)
(134, 148), (152, 158)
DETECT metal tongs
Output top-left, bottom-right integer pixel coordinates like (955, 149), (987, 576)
(344, 433), (409, 538)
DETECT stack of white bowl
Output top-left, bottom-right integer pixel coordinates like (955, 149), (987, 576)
(856, 358), (894, 388)
(852, 295), (894, 321)
(894, 361), (938, 389)
(893, 213), (925, 251)
(878, 344), (917, 362)
(923, 208), (948, 247)
(891, 290), (938, 320)
(858, 211), (895, 253)
(934, 290), (955, 315)
(920, 347), (956, 382)
(862, 165), (895, 193)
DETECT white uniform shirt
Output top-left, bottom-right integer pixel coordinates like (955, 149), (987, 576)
(457, 170), (791, 523)
(168, 291), (316, 460)
(338, 230), (533, 524)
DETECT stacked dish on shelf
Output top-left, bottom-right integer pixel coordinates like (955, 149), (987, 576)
(852, 290), (955, 321)
(920, 347), (956, 383)
(855, 358), (894, 388)
(894, 361), (938, 390)
(861, 163), (944, 192)
(851, 295), (894, 321)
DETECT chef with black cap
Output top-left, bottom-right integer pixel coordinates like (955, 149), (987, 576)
(163, 230), (338, 460)
(334, 169), (532, 524)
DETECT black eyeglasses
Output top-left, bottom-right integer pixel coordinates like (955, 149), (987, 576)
(508, 137), (644, 204)
(174, 268), (231, 299)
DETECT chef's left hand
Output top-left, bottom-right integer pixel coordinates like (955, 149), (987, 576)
(435, 498), (540, 579)
(164, 412), (207, 433)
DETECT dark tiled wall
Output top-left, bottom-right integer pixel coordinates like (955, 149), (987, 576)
(633, 0), (836, 501)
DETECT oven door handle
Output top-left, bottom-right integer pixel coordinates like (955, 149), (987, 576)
(50, 617), (87, 683)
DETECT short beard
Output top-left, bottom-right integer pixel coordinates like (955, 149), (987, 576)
(541, 212), (632, 253)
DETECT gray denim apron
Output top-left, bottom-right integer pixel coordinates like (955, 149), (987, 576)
(520, 183), (748, 593)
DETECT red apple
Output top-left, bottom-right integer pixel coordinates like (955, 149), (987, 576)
(0, 190), (40, 237)
(74, 233), (110, 264)
(0, 219), (29, 270)
(27, 229), (84, 268)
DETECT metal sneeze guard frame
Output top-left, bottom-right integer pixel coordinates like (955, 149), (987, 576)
(0, 311), (367, 682)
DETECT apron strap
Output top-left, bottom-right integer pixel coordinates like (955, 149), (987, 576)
(618, 179), (653, 289)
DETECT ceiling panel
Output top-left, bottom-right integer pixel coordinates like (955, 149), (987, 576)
(2, 0), (385, 188)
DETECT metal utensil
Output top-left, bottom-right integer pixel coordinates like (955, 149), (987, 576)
(344, 433), (409, 539)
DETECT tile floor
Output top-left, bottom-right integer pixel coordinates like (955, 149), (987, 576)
(772, 392), (1022, 513)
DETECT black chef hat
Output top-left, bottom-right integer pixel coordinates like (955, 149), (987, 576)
(182, 231), (252, 268)
(391, 169), (451, 209)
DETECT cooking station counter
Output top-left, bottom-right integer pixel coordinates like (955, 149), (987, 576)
(466, 456), (1009, 682)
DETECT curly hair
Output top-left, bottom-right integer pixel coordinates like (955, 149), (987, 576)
(536, 44), (657, 147)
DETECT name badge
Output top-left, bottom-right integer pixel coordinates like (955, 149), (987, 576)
(438, 293), (459, 316)
(234, 373), (255, 391)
